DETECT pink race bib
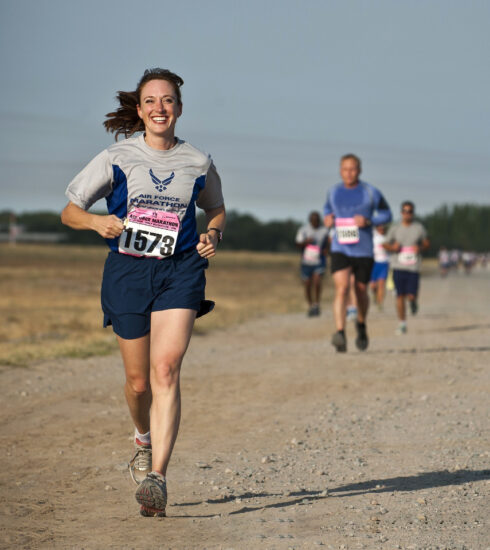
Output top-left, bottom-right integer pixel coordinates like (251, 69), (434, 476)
(119, 208), (180, 259)
(398, 246), (417, 266)
(335, 218), (360, 244)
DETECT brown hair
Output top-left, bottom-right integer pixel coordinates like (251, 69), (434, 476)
(340, 153), (362, 173)
(103, 68), (184, 140)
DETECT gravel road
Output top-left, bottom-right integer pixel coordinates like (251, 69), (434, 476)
(1, 269), (489, 549)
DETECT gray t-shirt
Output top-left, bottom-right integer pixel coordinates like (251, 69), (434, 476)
(295, 224), (329, 266)
(386, 221), (428, 272)
(65, 134), (224, 254)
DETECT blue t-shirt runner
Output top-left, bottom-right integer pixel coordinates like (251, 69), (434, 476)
(324, 180), (392, 258)
(324, 154), (392, 355)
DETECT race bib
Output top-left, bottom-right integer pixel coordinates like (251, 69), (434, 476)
(303, 244), (321, 265)
(398, 246), (417, 266)
(119, 208), (180, 259)
(335, 218), (360, 244)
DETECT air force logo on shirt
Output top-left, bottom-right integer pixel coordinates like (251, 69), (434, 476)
(150, 169), (175, 192)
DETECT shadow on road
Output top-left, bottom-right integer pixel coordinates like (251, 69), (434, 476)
(171, 469), (489, 517)
(373, 346), (490, 355)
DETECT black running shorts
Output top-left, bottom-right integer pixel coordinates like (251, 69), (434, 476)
(330, 253), (374, 284)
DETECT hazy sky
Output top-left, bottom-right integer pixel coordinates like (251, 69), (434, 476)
(1, 0), (489, 221)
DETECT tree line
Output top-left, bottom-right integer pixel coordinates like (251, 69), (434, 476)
(1, 203), (488, 254)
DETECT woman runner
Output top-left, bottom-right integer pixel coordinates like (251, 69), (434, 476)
(61, 68), (225, 517)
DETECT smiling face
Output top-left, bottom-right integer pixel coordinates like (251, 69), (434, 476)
(136, 79), (182, 141)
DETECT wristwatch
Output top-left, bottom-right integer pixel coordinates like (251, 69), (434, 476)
(207, 227), (223, 243)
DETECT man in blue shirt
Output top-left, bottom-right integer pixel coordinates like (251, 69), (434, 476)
(324, 154), (392, 352)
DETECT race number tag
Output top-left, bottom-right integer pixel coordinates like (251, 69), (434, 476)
(303, 244), (321, 265)
(119, 208), (180, 259)
(335, 218), (360, 245)
(398, 246), (417, 266)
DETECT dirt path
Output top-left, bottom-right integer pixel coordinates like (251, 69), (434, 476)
(1, 270), (489, 550)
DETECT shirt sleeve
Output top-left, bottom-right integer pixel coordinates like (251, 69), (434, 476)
(419, 224), (428, 241)
(295, 226), (306, 244)
(323, 189), (333, 216)
(371, 189), (392, 226)
(386, 225), (396, 243)
(196, 161), (224, 211)
(65, 150), (113, 210)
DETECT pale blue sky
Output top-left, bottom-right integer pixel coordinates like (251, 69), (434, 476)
(1, 0), (489, 220)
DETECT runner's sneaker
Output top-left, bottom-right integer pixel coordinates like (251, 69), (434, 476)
(409, 299), (418, 315)
(331, 330), (347, 352)
(346, 306), (357, 322)
(129, 442), (152, 485)
(395, 322), (407, 336)
(135, 471), (167, 517)
(308, 304), (320, 317)
(355, 321), (369, 351)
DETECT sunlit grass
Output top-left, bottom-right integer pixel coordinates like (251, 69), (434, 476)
(0, 244), (323, 366)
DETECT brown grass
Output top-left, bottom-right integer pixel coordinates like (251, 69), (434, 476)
(0, 244), (326, 367)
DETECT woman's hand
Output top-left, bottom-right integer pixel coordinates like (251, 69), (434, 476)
(92, 215), (125, 239)
(196, 232), (219, 258)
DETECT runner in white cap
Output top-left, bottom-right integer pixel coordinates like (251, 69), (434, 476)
(369, 224), (390, 310)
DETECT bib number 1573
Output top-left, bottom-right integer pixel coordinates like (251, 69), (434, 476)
(118, 209), (180, 259)
(121, 226), (175, 257)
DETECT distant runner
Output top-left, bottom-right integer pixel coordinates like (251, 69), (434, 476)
(295, 211), (329, 316)
(384, 201), (429, 335)
(369, 225), (390, 310)
(324, 154), (392, 352)
(438, 246), (451, 278)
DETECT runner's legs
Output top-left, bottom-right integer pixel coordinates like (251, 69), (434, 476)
(149, 308), (196, 476)
(312, 271), (323, 305)
(354, 280), (369, 323)
(376, 278), (386, 306)
(396, 295), (406, 322)
(333, 267), (352, 331)
(304, 278), (313, 306)
(118, 334), (151, 435)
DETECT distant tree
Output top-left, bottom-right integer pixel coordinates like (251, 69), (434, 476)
(421, 203), (490, 254)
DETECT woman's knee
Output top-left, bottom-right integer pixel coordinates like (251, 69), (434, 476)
(151, 356), (182, 388)
(125, 375), (150, 396)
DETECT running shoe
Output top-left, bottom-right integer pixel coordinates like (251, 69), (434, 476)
(129, 442), (152, 485)
(308, 304), (320, 317)
(331, 331), (347, 352)
(355, 321), (369, 351)
(135, 471), (167, 517)
(409, 299), (418, 315)
(346, 306), (357, 322)
(395, 323), (407, 336)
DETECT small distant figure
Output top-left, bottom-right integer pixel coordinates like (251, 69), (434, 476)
(450, 249), (460, 271)
(462, 251), (476, 275)
(369, 224), (390, 310)
(295, 211), (329, 317)
(438, 246), (451, 277)
(384, 201), (430, 335)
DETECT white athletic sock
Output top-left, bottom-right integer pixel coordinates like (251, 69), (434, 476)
(135, 428), (151, 446)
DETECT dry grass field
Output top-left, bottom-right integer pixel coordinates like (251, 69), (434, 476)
(0, 244), (326, 367)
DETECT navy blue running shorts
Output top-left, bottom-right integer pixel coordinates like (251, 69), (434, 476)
(101, 248), (213, 340)
(300, 262), (326, 281)
(393, 269), (420, 296)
